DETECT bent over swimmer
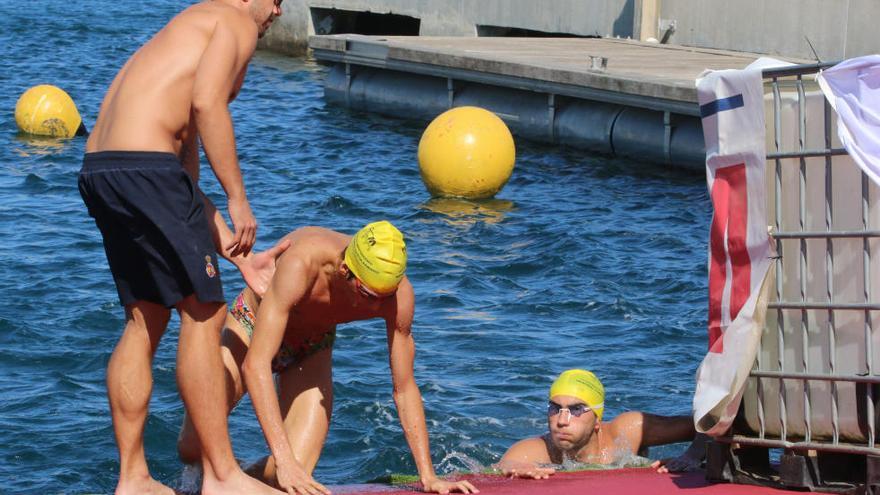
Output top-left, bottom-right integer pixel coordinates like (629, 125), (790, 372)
(178, 222), (479, 495)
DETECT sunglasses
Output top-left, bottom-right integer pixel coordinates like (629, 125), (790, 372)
(548, 401), (593, 418)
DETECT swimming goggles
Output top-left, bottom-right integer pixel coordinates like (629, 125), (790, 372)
(548, 401), (593, 418)
(348, 271), (396, 300)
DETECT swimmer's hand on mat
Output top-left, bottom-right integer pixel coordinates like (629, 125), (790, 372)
(235, 238), (291, 296)
(421, 476), (480, 494)
(497, 461), (556, 480)
(276, 458), (331, 495)
(651, 433), (708, 473)
(226, 195), (258, 256)
(651, 453), (701, 473)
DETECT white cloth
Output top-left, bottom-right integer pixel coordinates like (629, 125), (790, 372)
(691, 58), (783, 436)
(818, 55), (880, 187)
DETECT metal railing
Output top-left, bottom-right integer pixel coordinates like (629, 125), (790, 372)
(724, 62), (880, 457)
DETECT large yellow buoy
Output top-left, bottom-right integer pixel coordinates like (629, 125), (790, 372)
(417, 106), (515, 199)
(15, 85), (85, 138)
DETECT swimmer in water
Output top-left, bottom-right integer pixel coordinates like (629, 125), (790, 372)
(497, 369), (708, 479)
(178, 222), (479, 495)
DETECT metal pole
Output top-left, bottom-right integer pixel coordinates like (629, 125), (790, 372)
(797, 76), (812, 443)
(447, 77), (454, 109)
(773, 77), (788, 442)
(864, 165), (875, 448)
(821, 91), (839, 446)
(344, 63), (352, 107)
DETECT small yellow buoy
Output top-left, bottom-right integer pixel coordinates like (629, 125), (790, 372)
(15, 85), (85, 138)
(417, 106), (516, 199)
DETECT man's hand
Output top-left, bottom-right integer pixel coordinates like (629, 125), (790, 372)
(421, 477), (479, 494)
(501, 464), (556, 480)
(652, 432), (708, 473)
(498, 461), (555, 480)
(226, 195), (257, 256)
(276, 459), (331, 495)
(235, 239), (291, 296)
(651, 452), (703, 473)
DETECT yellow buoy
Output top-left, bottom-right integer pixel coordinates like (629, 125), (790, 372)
(15, 85), (84, 138)
(417, 106), (516, 199)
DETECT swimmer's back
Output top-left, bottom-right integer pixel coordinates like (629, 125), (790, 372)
(86, 2), (255, 154)
(238, 227), (349, 308)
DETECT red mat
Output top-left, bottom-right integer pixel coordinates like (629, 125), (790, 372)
(333, 469), (831, 494)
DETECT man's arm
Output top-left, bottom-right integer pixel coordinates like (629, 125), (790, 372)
(385, 281), (477, 494)
(641, 414), (707, 474)
(180, 118), (288, 296)
(496, 438), (555, 479)
(191, 15), (257, 255)
(242, 254), (329, 494)
(609, 412), (706, 473)
(180, 118), (236, 257)
(605, 412), (696, 450)
(638, 413), (696, 447)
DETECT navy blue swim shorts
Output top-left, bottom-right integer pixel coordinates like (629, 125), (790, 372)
(78, 151), (224, 307)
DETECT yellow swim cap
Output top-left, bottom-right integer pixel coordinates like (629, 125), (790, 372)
(15, 85), (85, 138)
(549, 369), (605, 420)
(344, 221), (407, 295)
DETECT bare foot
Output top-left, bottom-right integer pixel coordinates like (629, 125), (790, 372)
(116, 476), (175, 495)
(202, 469), (286, 495)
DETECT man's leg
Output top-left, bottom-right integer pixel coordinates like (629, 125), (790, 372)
(247, 348), (334, 484)
(176, 295), (284, 495)
(178, 319), (251, 464)
(109, 300), (173, 495)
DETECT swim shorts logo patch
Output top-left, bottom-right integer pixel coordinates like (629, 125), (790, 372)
(205, 255), (216, 278)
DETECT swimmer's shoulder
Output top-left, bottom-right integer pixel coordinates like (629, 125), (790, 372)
(501, 436), (552, 463)
(277, 227), (347, 271)
(287, 227), (351, 251)
(605, 411), (645, 432)
(603, 411), (648, 452)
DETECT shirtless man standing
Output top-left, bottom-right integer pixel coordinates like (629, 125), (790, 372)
(178, 222), (479, 495)
(78, 1), (287, 494)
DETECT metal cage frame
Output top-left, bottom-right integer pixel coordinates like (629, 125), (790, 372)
(709, 61), (880, 492)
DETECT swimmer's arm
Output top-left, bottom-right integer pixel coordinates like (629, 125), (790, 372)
(192, 17), (258, 255)
(496, 438), (555, 479)
(637, 414), (708, 473)
(609, 411), (697, 455)
(242, 256), (318, 487)
(637, 413), (696, 447)
(383, 283), (475, 494)
(385, 283), (433, 478)
(386, 281), (476, 494)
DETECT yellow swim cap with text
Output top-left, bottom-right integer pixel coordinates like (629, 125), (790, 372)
(549, 369), (605, 420)
(344, 221), (407, 294)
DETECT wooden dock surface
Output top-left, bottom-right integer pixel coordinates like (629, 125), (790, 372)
(310, 35), (807, 112)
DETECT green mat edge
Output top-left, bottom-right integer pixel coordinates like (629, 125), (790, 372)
(368, 461), (655, 485)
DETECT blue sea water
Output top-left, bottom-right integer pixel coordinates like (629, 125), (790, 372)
(0, 1), (712, 493)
